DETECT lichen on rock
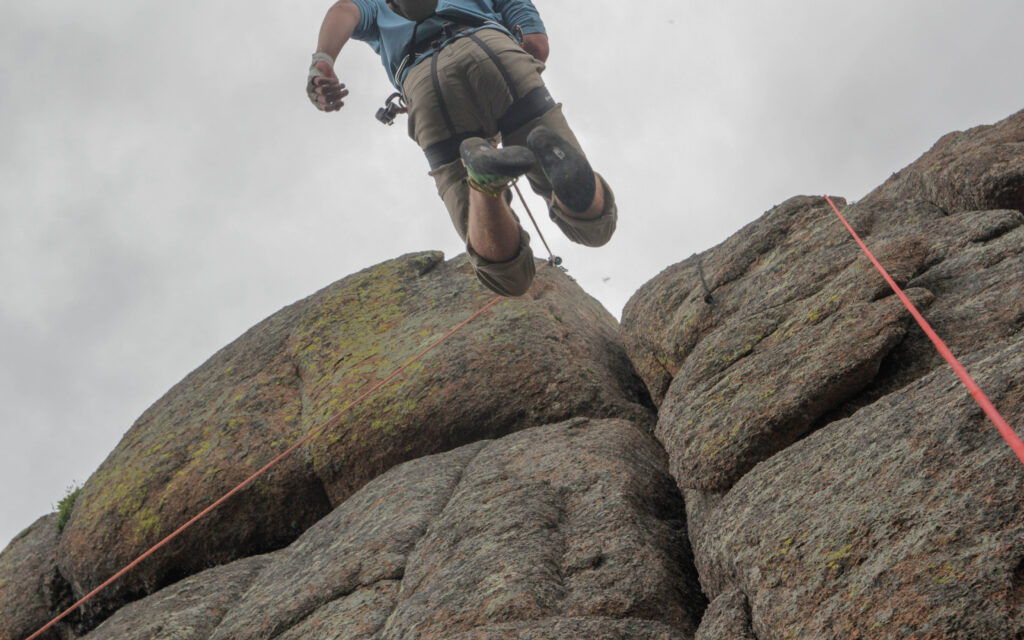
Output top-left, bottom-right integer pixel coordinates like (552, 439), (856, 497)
(53, 252), (654, 631)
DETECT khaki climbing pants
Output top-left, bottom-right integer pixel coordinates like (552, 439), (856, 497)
(402, 27), (618, 296)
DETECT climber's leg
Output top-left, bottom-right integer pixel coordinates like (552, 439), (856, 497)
(504, 107), (617, 248)
(401, 33), (541, 296)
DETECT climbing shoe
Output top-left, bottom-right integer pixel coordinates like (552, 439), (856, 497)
(526, 125), (597, 214)
(460, 137), (536, 198)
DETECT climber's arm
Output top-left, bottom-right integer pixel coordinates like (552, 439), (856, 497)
(316, 0), (361, 61)
(521, 32), (549, 62)
(492, 0), (547, 61)
(308, 0), (362, 112)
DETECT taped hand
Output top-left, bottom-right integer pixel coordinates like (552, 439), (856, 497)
(307, 52), (349, 112)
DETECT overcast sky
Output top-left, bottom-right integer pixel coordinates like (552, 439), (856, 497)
(2, 0), (1022, 549)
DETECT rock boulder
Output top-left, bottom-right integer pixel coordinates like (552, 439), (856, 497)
(623, 196), (1023, 493)
(77, 419), (704, 640)
(6, 107), (1024, 640)
(80, 556), (270, 640)
(56, 253), (654, 629)
(0, 515), (74, 640)
(690, 336), (1024, 638)
(865, 108), (1024, 214)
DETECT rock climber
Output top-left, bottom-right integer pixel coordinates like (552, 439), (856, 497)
(308, 0), (617, 296)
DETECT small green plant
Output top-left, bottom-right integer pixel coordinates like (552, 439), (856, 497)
(55, 484), (82, 533)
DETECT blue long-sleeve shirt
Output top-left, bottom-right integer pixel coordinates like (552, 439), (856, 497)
(348, 0), (546, 88)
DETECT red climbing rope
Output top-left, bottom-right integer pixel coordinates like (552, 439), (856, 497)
(25, 286), (516, 640)
(824, 195), (1024, 466)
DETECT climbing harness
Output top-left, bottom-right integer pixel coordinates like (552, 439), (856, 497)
(383, 19), (564, 265)
(391, 15), (471, 99)
(824, 195), (1024, 467)
(467, 29), (556, 139)
(378, 19), (556, 171)
(422, 42), (554, 169)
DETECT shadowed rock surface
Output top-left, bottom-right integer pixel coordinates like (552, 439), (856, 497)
(865, 108), (1024, 214)
(0, 515), (74, 640)
(52, 253), (653, 628)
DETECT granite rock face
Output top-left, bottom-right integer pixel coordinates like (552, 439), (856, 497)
(689, 336), (1024, 638)
(865, 108), (1024, 214)
(622, 108), (1024, 638)
(0, 515), (73, 640)
(81, 556), (270, 640)
(54, 253), (653, 629)
(623, 196), (1023, 493)
(693, 589), (755, 640)
(77, 420), (703, 640)
(4, 109), (1024, 640)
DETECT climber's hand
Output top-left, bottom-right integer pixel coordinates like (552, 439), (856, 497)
(307, 55), (349, 112)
